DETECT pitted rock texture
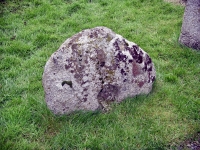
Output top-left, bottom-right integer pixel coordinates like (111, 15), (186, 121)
(42, 26), (156, 114)
(179, 0), (200, 50)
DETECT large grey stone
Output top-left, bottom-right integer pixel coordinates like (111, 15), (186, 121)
(42, 26), (156, 114)
(179, 0), (200, 50)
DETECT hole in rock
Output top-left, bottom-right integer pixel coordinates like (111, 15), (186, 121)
(61, 81), (73, 88)
(100, 62), (105, 67)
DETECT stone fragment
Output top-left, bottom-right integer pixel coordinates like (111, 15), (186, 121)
(42, 26), (156, 114)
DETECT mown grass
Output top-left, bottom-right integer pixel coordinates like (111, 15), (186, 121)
(0, 0), (199, 149)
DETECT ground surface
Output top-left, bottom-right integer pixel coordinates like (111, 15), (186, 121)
(178, 132), (200, 150)
(164, 0), (186, 5)
(164, 1), (200, 149)
(0, 0), (199, 149)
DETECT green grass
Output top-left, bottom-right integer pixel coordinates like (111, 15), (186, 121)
(0, 0), (200, 149)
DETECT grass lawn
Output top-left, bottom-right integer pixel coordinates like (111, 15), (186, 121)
(0, 0), (199, 149)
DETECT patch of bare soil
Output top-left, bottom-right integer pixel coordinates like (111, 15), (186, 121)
(177, 132), (200, 150)
(164, 0), (186, 6)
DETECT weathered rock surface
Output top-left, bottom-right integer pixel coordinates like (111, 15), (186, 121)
(42, 26), (156, 114)
(179, 0), (200, 50)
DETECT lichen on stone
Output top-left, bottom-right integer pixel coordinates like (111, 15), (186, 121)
(42, 26), (156, 114)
